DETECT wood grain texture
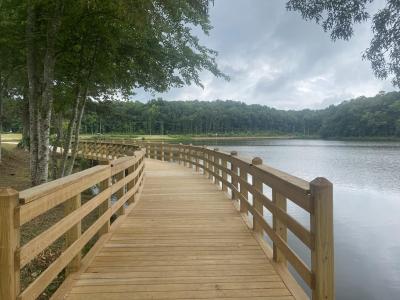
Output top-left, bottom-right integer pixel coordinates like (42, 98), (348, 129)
(61, 159), (299, 300)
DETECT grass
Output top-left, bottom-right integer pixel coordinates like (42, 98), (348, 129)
(1, 132), (22, 141)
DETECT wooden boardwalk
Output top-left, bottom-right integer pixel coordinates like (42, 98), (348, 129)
(62, 159), (296, 300)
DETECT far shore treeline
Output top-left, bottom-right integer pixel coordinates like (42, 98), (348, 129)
(3, 91), (400, 139)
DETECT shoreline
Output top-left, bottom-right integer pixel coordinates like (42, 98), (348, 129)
(2, 133), (400, 143)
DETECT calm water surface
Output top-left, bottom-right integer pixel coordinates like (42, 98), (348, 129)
(194, 139), (400, 300)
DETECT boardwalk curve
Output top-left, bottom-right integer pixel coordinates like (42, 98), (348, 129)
(62, 159), (297, 299)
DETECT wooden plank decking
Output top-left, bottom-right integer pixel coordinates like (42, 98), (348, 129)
(62, 159), (296, 300)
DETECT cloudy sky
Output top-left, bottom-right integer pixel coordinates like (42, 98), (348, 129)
(134, 0), (395, 110)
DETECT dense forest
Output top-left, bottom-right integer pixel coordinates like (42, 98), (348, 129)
(3, 91), (400, 139)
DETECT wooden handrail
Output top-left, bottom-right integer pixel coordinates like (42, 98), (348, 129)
(0, 146), (145, 300)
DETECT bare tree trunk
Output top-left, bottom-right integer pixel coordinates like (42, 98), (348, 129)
(59, 85), (81, 177)
(50, 112), (63, 179)
(66, 89), (87, 176)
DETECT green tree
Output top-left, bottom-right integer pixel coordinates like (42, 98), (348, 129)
(1, 0), (226, 184)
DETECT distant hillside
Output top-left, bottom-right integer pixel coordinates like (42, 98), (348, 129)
(319, 92), (400, 138)
(3, 92), (400, 138)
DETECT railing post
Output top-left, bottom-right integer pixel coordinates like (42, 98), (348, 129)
(145, 143), (150, 158)
(188, 144), (193, 169)
(169, 144), (173, 162)
(272, 189), (287, 264)
(64, 193), (82, 275)
(239, 164), (248, 215)
(310, 177), (334, 300)
(127, 164), (136, 205)
(98, 161), (112, 235)
(152, 144), (157, 159)
(208, 150), (213, 180)
(213, 148), (220, 187)
(221, 156), (228, 192)
(116, 170), (126, 216)
(160, 142), (164, 161)
(0, 188), (20, 300)
(178, 143), (182, 165)
(195, 148), (199, 172)
(202, 146), (208, 176)
(230, 151), (238, 200)
(251, 157), (263, 235)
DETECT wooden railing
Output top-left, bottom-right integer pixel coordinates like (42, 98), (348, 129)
(129, 140), (334, 300)
(1, 139), (333, 299)
(74, 140), (138, 161)
(0, 147), (145, 300)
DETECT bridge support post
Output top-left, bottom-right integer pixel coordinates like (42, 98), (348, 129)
(310, 177), (334, 300)
(0, 188), (20, 300)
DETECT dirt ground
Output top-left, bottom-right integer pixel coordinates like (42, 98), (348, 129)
(0, 143), (31, 190)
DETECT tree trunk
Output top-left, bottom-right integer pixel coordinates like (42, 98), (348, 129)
(26, 2), (62, 185)
(26, 5), (40, 185)
(50, 112), (63, 179)
(20, 87), (30, 150)
(66, 88), (87, 176)
(59, 86), (81, 177)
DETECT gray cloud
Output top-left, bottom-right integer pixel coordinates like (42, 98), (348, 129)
(134, 0), (395, 110)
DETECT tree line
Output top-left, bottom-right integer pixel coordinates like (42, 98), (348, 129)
(3, 91), (400, 138)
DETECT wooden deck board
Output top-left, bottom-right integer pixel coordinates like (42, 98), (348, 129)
(63, 159), (295, 300)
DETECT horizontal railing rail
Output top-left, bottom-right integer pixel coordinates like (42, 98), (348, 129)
(0, 146), (145, 300)
(73, 140), (138, 161)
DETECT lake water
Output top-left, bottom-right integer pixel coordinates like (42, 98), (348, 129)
(193, 139), (400, 300)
